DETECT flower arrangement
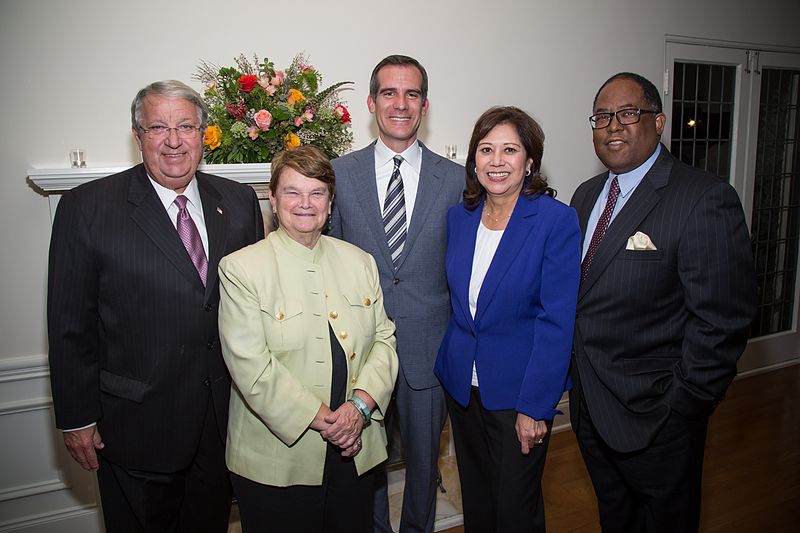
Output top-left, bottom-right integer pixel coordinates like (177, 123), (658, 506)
(194, 53), (353, 163)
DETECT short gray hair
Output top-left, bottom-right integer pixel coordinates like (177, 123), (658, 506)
(131, 80), (208, 131)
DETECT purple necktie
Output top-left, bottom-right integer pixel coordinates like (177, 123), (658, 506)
(581, 176), (620, 283)
(174, 195), (208, 286)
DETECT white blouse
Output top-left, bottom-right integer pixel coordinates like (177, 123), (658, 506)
(468, 221), (504, 386)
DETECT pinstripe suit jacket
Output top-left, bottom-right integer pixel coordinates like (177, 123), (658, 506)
(47, 163), (264, 472)
(329, 141), (464, 389)
(569, 145), (756, 453)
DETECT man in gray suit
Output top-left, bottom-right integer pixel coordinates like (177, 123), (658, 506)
(330, 55), (463, 533)
(570, 72), (756, 532)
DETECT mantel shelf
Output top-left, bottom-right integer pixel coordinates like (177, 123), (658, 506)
(28, 163), (273, 195)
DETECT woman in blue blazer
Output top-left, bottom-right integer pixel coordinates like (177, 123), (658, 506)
(435, 107), (580, 532)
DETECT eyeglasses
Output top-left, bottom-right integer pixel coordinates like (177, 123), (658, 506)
(140, 124), (202, 138)
(278, 190), (330, 202)
(589, 109), (659, 129)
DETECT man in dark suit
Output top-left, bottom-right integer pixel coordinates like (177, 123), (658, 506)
(569, 72), (756, 532)
(329, 55), (463, 533)
(47, 80), (264, 532)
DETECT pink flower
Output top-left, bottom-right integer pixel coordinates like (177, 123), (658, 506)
(270, 71), (285, 86)
(247, 126), (259, 140)
(253, 109), (272, 131)
(258, 76), (270, 89)
(265, 85), (276, 96)
(295, 109), (313, 127)
(299, 63), (314, 72)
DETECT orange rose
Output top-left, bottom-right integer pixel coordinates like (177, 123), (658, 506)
(284, 132), (301, 148)
(203, 125), (222, 150)
(287, 88), (305, 106)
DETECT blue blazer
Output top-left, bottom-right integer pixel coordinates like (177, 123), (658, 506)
(434, 194), (581, 420)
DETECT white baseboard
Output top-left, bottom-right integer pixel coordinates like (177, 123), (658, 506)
(735, 357), (799, 379)
(0, 504), (100, 533)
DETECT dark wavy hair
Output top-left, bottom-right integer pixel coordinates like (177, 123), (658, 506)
(463, 106), (554, 210)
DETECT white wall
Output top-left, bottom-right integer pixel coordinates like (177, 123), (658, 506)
(1, 0), (798, 530)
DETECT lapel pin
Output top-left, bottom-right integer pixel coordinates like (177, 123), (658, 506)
(217, 206), (223, 215)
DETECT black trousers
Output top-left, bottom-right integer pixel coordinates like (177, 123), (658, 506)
(574, 392), (708, 533)
(231, 447), (375, 533)
(96, 398), (231, 533)
(446, 387), (551, 533)
(231, 325), (374, 532)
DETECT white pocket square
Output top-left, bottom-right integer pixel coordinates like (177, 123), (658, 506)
(626, 231), (657, 250)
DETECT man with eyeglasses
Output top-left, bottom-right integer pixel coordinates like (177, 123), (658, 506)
(569, 72), (756, 532)
(47, 80), (264, 532)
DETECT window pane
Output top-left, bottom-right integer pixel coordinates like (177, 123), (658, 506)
(670, 61), (736, 180)
(750, 68), (800, 337)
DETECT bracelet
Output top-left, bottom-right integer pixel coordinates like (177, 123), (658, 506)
(348, 396), (371, 424)
(347, 399), (368, 423)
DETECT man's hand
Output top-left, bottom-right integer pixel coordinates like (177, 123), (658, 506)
(63, 426), (104, 471)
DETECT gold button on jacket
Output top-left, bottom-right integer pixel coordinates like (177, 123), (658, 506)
(218, 229), (398, 487)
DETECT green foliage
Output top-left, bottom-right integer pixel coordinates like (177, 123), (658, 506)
(193, 53), (353, 164)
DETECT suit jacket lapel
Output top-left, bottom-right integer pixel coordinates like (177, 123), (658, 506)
(451, 205), (481, 332)
(198, 173), (226, 301)
(354, 143), (395, 269)
(576, 174), (607, 247)
(128, 164), (208, 287)
(475, 196), (539, 321)
(128, 165), (203, 288)
(398, 142), (444, 270)
(579, 147), (673, 300)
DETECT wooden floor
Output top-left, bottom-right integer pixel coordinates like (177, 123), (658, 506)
(442, 364), (800, 533)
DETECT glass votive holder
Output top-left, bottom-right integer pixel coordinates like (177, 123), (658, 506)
(445, 144), (457, 159)
(69, 148), (87, 168)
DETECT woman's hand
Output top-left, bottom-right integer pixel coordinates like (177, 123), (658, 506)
(321, 402), (364, 453)
(515, 412), (548, 455)
(322, 391), (376, 456)
(309, 403), (334, 432)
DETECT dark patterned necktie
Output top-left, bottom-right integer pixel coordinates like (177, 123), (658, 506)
(581, 176), (620, 283)
(174, 195), (208, 286)
(383, 155), (407, 268)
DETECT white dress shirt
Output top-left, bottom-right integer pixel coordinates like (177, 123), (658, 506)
(581, 145), (661, 260)
(149, 176), (210, 258)
(374, 138), (422, 225)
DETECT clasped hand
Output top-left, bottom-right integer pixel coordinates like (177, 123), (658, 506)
(311, 402), (364, 457)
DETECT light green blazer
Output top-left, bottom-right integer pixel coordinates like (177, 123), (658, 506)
(218, 228), (398, 487)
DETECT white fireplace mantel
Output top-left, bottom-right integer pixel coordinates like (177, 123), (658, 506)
(28, 163), (272, 195)
(28, 164), (273, 219)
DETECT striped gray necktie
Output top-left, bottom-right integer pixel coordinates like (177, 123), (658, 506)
(383, 155), (407, 268)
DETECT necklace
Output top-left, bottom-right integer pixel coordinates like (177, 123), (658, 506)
(483, 207), (512, 223)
